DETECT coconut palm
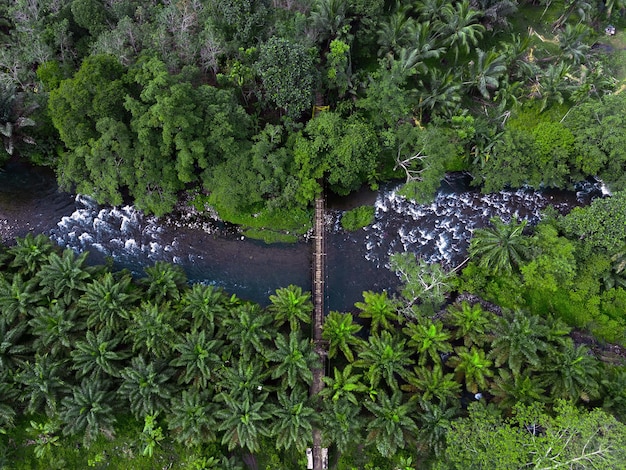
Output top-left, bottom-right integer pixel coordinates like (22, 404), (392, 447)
(118, 355), (176, 419)
(36, 249), (93, 305)
(266, 330), (318, 389)
(0, 370), (17, 431)
(267, 284), (313, 333)
(437, 0), (485, 63)
(489, 369), (546, 411)
(216, 393), (272, 454)
(167, 389), (218, 447)
(403, 318), (453, 367)
(320, 364), (368, 405)
(29, 301), (84, 358)
(540, 341), (600, 402)
(363, 389), (419, 458)
(376, 11), (415, 57)
(15, 353), (68, 416)
(469, 217), (528, 275)
(355, 290), (398, 335)
(59, 379), (116, 446)
(558, 23), (591, 65)
(126, 301), (181, 360)
(402, 363), (461, 404)
(417, 400), (458, 458)
(216, 359), (270, 404)
(322, 311), (364, 363)
(319, 397), (364, 453)
(70, 329), (129, 380)
(140, 261), (187, 303)
(0, 273), (42, 326)
(489, 310), (551, 376)
(170, 329), (224, 390)
(79, 271), (138, 333)
(7, 234), (54, 276)
(309, 0), (350, 44)
(447, 346), (493, 394)
(269, 387), (315, 453)
(415, 0), (449, 23)
(465, 47), (507, 99)
(355, 330), (413, 391)
(417, 68), (463, 118)
(444, 301), (492, 347)
(222, 303), (275, 362)
(181, 283), (227, 333)
(536, 62), (573, 112)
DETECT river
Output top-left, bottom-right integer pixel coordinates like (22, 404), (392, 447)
(0, 161), (603, 311)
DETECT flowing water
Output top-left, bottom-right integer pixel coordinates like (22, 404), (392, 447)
(0, 162), (603, 311)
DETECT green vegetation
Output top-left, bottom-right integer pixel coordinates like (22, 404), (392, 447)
(340, 205), (375, 231)
(1, 221), (626, 468)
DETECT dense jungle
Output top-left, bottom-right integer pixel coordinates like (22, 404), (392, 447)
(2, 0), (626, 468)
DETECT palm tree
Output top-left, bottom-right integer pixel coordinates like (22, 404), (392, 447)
(489, 369), (546, 411)
(216, 393), (272, 454)
(536, 62), (573, 112)
(558, 23), (591, 65)
(436, 0), (485, 63)
(170, 329), (224, 390)
(402, 364), (461, 404)
(216, 359), (269, 404)
(403, 319), (453, 367)
(0, 84), (36, 157)
(320, 364), (368, 405)
(59, 379), (116, 446)
(266, 330), (319, 389)
(465, 48), (507, 99)
(417, 400), (458, 458)
(363, 389), (419, 458)
(0, 273), (43, 325)
(222, 303), (275, 362)
(444, 301), (492, 348)
(29, 301), (84, 358)
(269, 387), (315, 453)
(7, 233), (54, 276)
(319, 397), (364, 454)
(140, 261), (187, 303)
(79, 271), (139, 333)
(167, 389), (218, 447)
(118, 355), (176, 419)
(489, 310), (550, 377)
(36, 249), (93, 305)
(126, 301), (180, 360)
(447, 346), (493, 394)
(540, 341), (600, 402)
(0, 370), (17, 431)
(355, 330), (413, 391)
(355, 290), (398, 335)
(469, 217), (528, 275)
(376, 11), (415, 57)
(309, 0), (350, 44)
(415, 0), (449, 23)
(15, 353), (68, 416)
(267, 285), (313, 333)
(417, 69), (463, 118)
(181, 283), (227, 333)
(322, 311), (364, 363)
(70, 329), (130, 380)
(0, 320), (29, 374)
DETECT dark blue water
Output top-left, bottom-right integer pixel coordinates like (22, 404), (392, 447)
(0, 162), (604, 311)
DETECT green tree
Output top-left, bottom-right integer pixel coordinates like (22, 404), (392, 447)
(320, 364), (368, 405)
(436, 0), (485, 63)
(170, 329), (224, 390)
(319, 398), (364, 453)
(140, 261), (187, 303)
(447, 346), (494, 394)
(489, 369), (546, 411)
(118, 355), (175, 419)
(127, 301), (180, 360)
(403, 319), (453, 367)
(222, 303), (275, 362)
(269, 387), (315, 453)
(402, 363), (461, 405)
(59, 379), (116, 446)
(70, 329), (129, 380)
(444, 301), (492, 348)
(29, 301), (84, 358)
(469, 217), (528, 275)
(256, 36), (316, 119)
(355, 290), (398, 335)
(7, 233), (55, 276)
(363, 389), (419, 458)
(36, 249), (92, 305)
(16, 353), (68, 416)
(167, 389), (218, 448)
(267, 285), (313, 332)
(0, 273), (42, 326)
(216, 393), (272, 454)
(181, 283), (228, 334)
(465, 47), (507, 99)
(322, 311), (364, 363)
(355, 330), (413, 391)
(216, 359), (269, 405)
(0, 320), (29, 375)
(266, 331), (318, 389)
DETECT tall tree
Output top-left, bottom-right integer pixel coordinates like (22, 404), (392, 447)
(269, 387), (315, 453)
(355, 290), (398, 335)
(469, 217), (528, 275)
(355, 330), (413, 391)
(266, 331), (319, 389)
(267, 285), (313, 333)
(322, 311), (364, 363)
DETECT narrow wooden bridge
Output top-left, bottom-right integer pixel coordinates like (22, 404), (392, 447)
(310, 194), (328, 470)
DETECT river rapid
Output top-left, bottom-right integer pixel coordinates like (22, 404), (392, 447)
(0, 161), (603, 311)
